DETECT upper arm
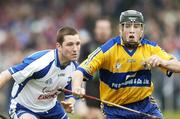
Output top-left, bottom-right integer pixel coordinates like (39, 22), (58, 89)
(78, 47), (104, 79)
(8, 56), (39, 84)
(152, 45), (174, 76)
(163, 58), (180, 73)
(152, 45), (172, 60)
(0, 70), (13, 88)
(9, 51), (52, 84)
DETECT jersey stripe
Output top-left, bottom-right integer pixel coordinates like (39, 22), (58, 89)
(9, 50), (50, 74)
(100, 69), (151, 89)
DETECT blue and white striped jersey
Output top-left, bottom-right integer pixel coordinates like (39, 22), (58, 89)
(8, 49), (78, 112)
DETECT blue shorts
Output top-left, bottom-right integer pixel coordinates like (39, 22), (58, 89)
(9, 102), (68, 119)
(103, 97), (163, 119)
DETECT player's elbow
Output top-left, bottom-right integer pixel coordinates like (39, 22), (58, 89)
(0, 70), (12, 88)
(169, 60), (180, 73)
(172, 68), (180, 73)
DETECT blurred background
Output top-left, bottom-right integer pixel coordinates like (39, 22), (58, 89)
(0, 0), (180, 118)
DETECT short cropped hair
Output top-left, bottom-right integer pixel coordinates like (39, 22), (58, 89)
(56, 26), (78, 44)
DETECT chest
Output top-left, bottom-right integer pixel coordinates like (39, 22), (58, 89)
(31, 65), (74, 89)
(103, 47), (152, 72)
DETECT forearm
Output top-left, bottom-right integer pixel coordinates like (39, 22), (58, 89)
(160, 59), (180, 73)
(71, 70), (84, 90)
(0, 70), (12, 88)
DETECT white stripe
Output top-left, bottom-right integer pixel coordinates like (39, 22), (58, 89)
(10, 67), (15, 73)
(88, 47), (101, 61)
(61, 113), (67, 119)
(9, 99), (17, 119)
(65, 95), (73, 98)
(12, 50), (54, 84)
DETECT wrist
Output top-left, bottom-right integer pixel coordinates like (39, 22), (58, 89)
(160, 59), (168, 67)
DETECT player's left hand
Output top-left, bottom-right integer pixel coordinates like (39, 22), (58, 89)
(61, 100), (74, 113)
(61, 97), (76, 113)
(145, 55), (163, 67)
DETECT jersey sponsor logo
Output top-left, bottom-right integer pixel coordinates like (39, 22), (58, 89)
(38, 87), (60, 100)
(127, 59), (136, 63)
(38, 92), (58, 100)
(112, 78), (150, 89)
(111, 73), (150, 89)
(125, 73), (136, 80)
(58, 73), (65, 77)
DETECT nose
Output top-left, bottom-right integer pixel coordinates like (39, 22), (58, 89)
(130, 25), (135, 33)
(73, 44), (79, 52)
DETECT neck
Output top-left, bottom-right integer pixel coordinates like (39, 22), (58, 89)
(58, 52), (70, 66)
(124, 43), (138, 49)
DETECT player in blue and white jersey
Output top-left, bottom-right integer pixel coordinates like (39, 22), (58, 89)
(71, 10), (179, 119)
(0, 26), (81, 119)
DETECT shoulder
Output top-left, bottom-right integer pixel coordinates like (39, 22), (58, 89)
(141, 38), (157, 47)
(23, 49), (53, 65)
(27, 50), (52, 59)
(100, 36), (121, 53)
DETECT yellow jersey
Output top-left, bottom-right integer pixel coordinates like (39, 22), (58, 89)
(77, 36), (173, 105)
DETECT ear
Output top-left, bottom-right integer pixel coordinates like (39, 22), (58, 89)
(56, 42), (61, 48)
(119, 24), (123, 36)
(140, 26), (144, 37)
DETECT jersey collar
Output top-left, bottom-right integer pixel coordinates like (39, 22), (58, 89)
(54, 49), (70, 69)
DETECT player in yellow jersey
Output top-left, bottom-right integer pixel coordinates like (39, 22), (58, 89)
(71, 10), (178, 119)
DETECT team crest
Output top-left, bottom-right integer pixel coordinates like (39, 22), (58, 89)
(115, 61), (121, 69)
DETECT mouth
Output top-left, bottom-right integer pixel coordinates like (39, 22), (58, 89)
(72, 54), (78, 57)
(129, 35), (135, 39)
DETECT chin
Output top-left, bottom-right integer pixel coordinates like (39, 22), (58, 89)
(71, 58), (77, 61)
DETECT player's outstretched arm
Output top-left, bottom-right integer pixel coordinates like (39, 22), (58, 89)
(145, 55), (180, 73)
(160, 59), (180, 73)
(71, 70), (85, 96)
(0, 70), (12, 88)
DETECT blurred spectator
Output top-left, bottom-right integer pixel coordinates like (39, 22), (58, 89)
(79, 17), (112, 119)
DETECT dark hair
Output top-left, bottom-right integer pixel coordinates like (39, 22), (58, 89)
(95, 16), (111, 26)
(96, 16), (111, 22)
(56, 26), (78, 44)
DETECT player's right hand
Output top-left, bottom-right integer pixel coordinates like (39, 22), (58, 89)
(72, 87), (85, 98)
(145, 55), (163, 67)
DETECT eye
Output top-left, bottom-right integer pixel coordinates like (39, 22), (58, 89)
(66, 42), (73, 46)
(76, 42), (80, 46)
(134, 23), (141, 28)
(125, 23), (131, 28)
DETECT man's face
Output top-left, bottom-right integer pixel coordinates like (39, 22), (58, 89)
(95, 20), (112, 43)
(57, 34), (81, 62)
(120, 21), (144, 48)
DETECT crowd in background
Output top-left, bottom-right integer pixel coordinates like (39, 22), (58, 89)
(0, 0), (180, 114)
